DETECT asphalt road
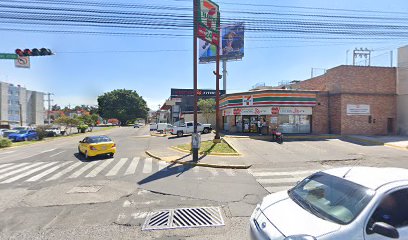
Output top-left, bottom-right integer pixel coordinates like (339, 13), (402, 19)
(0, 127), (407, 240)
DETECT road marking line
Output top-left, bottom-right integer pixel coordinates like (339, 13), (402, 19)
(142, 158), (152, 174)
(208, 168), (219, 176)
(41, 148), (56, 153)
(46, 162), (83, 181)
(257, 177), (300, 184)
(86, 158), (115, 178)
(0, 162), (44, 180)
(68, 161), (98, 178)
(0, 163), (16, 170)
(0, 162), (31, 174)
(265, 186), (291, 193)
(251, 170), (319, 177)
(0, 151), (15, 155)
(106, 158), (128, 176)
(131, 212), (148, 219)
(26, 161), (72, 182)
(158, 161), (168, 171)
(223, 169), (235, 176)
(1, 162), (58, 183)
(49, 151), (66, 158)
(124, 157), (140, 175)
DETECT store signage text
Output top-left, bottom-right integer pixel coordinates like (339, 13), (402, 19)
(347, 104), (370, 115)
(279, 107), (312, 115)
(242, 95), (253, 106)
(223, 106), (313, 116)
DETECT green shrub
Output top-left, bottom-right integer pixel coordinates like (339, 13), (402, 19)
(36, 125), (50, 140)
(0, 138), (12, 148)
(77, 124), (89, 133)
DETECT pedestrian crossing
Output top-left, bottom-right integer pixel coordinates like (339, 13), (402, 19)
(248, 167), (324, 193)
(0, 157), (240, 185)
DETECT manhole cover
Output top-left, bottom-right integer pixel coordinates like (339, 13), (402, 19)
(67, 185), (103, 194)
(142, 206), (224, 231)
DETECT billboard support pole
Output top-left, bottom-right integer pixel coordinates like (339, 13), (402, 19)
(214, 13), (221, 141)
(192, 0), (199, 161)
(222, 60), (227, 92)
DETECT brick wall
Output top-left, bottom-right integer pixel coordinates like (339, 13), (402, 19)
(341, 94), (396, 135)
(312, 93), (329, 134)
(293, 65), (397, 135)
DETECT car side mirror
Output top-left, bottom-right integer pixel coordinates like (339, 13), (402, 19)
(370, 222), (399, 239)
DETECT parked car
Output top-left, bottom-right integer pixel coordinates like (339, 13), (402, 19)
(46, 127), (61, 137)
(3, 126), (32, 138)
(0, 129), (9, 137)
(157, 123), (173, 133)
(134, 124), (140, 128)
(78, 135), (116, 159)
(170, 122), (212, 137)
(250, 167), (408, 240)
(150, 123), (158, 131)
(8, 130), (38, 142)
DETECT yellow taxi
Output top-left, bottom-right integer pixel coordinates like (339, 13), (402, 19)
(78, 135), (116, 159)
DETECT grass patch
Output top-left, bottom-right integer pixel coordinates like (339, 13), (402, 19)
(176, 140), (237, 154)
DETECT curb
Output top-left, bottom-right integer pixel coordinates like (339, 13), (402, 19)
(221, 137), (242, 155)
(344, 136), (408, 151)
(145, 150), (250, 169)
(170, 145), (241, 156)
(223, 135), (341, 140)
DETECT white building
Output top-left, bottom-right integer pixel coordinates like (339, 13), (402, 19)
(0, 82), (45, 126)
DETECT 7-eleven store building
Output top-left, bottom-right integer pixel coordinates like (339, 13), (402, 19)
(220, 89), (320, 134)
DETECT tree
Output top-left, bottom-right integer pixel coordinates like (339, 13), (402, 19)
(54, 115), (80, 135)
(89, 106), (98, 115)
(51, 104), (61, 111)
(97, 89), (148, 125)
(198, 98), (216, 123)
(78, 114), (99, 132)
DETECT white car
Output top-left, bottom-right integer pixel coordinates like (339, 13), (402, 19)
(250, 167), (408, 240)
(170, 122), (212, 137)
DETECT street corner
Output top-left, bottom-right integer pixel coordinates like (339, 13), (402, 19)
(20, 180), (137, 207)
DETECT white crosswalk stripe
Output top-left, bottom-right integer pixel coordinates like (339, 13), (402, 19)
(248, 167), (322, 193)
(0, 157), (243, 184)
(142, 158), (152, 174)
(0, 162), (44, 180)
(26, 161), (73, 182)
(68, 161), (98, 178)
(158, 161), (168, 171)
(1, 162), (58, 183)
(0, 162), (31, 174)
(106, 158), (128, 176)
(47, 162), (83, 181)
(125, 157), (140, 175)
(0, 163), (13, 170)
(86, 158), (114, 178)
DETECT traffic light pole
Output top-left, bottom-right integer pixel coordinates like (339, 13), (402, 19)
(192, 0), (199, 162)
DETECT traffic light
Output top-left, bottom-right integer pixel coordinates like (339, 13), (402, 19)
(15, 48), (53, 57)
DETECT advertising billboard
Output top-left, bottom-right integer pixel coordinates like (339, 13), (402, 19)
(197, 0), (220, 45)
(199, 23), (244, 63)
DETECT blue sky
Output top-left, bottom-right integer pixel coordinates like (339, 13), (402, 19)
(0, 0), (407, 110)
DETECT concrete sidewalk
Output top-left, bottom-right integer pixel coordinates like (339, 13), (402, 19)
(345, 135), (408, 150)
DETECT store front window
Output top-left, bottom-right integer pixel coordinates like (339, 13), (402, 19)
(278, 115), (311, 133)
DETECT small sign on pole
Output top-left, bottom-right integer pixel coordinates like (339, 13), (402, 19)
(15, 56), (30, 68)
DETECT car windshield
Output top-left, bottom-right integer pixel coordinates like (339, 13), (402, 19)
(288, 172), (375, 225)
(87, 136), (112, 143)
(13, 127), (26, 131)
(17, 130), (28, 134)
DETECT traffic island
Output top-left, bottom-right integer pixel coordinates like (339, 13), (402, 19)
(172, 139), (240, 156)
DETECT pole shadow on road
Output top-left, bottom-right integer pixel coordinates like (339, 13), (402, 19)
(137, 159), (200, 185)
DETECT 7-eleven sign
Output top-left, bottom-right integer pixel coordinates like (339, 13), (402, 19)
(197, 0), (220, 45)
(243, 95), (253, 106)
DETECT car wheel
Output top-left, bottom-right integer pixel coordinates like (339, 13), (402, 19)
(85, 151), (89, 160)
(109, 153), (114, 158)
(203, 128), (209, 134)
(177, 131), (183, 137)
(78, 147), (82, 155)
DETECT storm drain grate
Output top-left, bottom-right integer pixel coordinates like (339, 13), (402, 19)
(142, 206), (224, 231)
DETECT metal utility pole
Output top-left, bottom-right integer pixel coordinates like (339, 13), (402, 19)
(192, 0), (199, 161)
(19, 103), (23, 126)
(214, 27), (221, 141)
(390, 50), (393, 67)
(46, 93), (54, 125)
(222, 60), (227, 92)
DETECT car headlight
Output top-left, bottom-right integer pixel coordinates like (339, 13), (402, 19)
(284, 235), (316, 240)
